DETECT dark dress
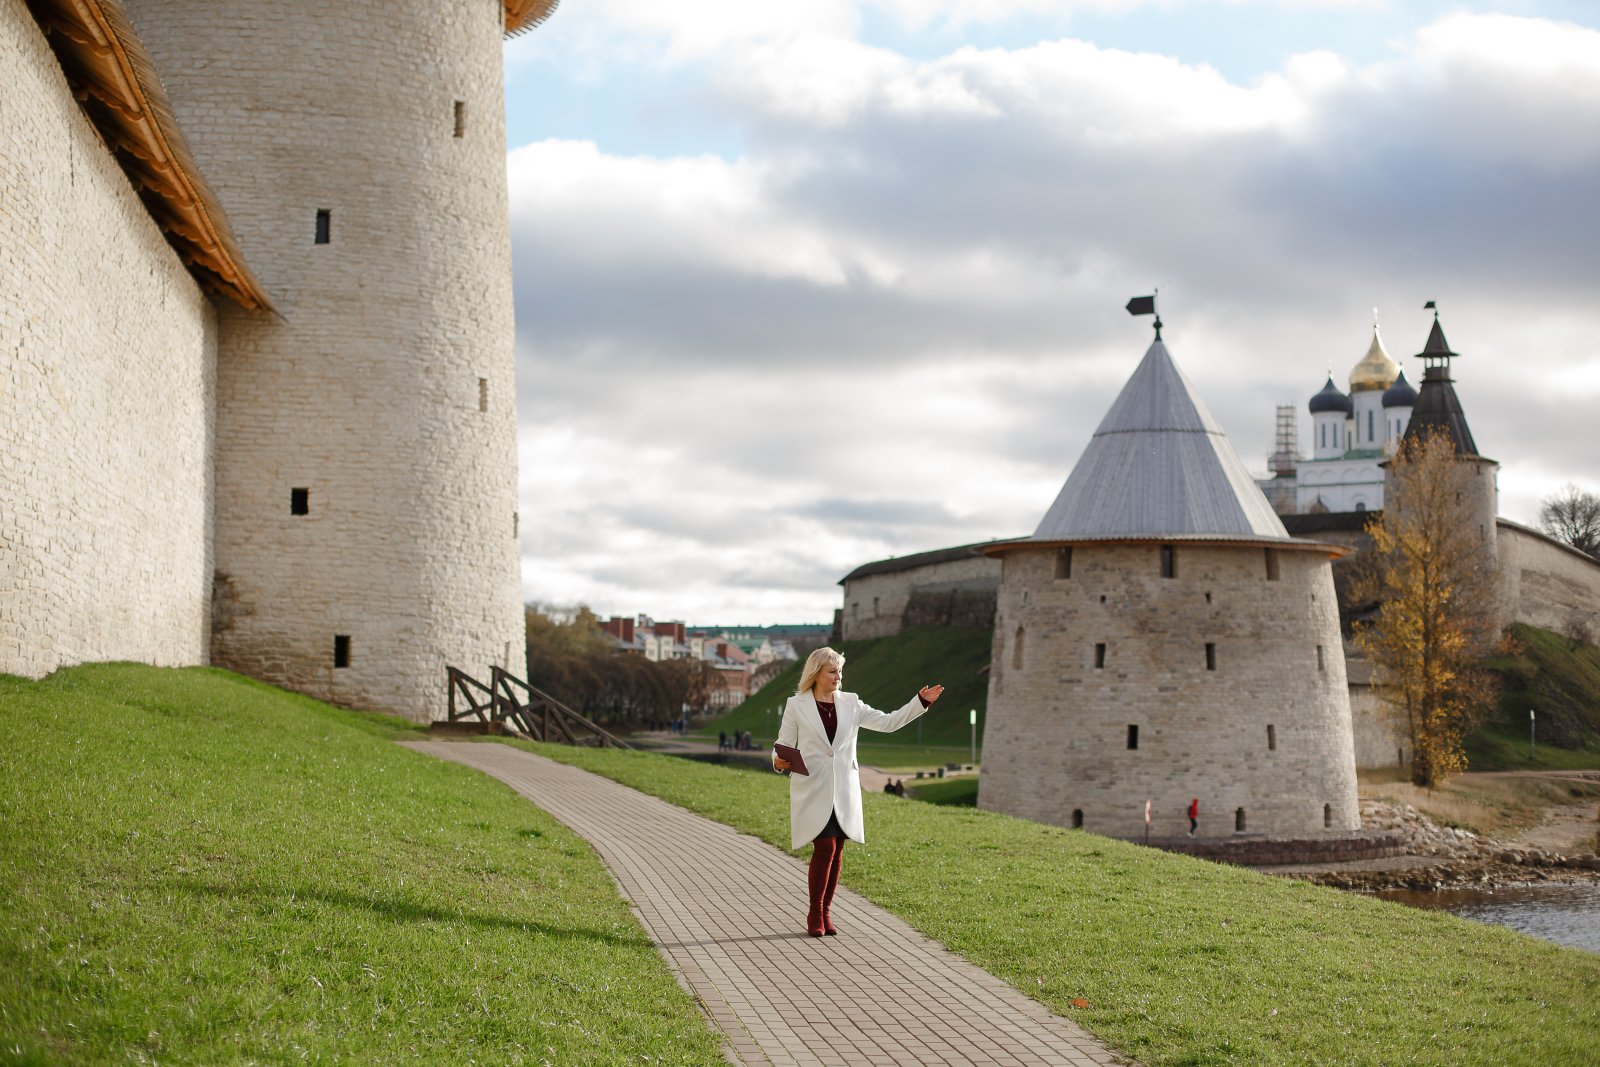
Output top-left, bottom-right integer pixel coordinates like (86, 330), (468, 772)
(814, 701), (847, 841)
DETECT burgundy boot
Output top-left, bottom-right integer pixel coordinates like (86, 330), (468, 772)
(807, 839), (835, 937)
(821, 839), (845, 935)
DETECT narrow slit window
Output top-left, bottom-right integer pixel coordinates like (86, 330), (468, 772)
(314, 209), (331, 244)
(1235, 808), (1246, 833)
(1205, 642), (1216, 671)
(1316, 645), (1325, 672)
(1094, 642), (1106, 669)
(453, 100), (466, 138)
(1324, 803), (1333, 829)
(1160, 544), (1176, 578)
(1071, 809), (1084, 829)
(513, 510), (519, 538)
(1267, 724), (1276, 751)
(1126, 724), (1139, 750)
(872, 596), (880, 617)
(291, 487), (309, 515)
(334, 635), (351, 669)
(1012, 626), (1025, 671)
(1055, 547), (1073, 579)
(478, 377), (489, 412)
(1265, 549), (1280, 581)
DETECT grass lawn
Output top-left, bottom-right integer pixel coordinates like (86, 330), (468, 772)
(0, 664), (724, 1065)
(902, 775), (980, 807)
(510, 739), (1600, 1067)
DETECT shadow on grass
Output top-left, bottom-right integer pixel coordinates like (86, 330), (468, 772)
(179, 880), (641, 947)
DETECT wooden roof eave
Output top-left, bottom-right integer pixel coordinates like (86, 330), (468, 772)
(503, 0), (561, 37)
(26, 0), (275, 313)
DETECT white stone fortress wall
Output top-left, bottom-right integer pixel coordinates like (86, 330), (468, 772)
(841, 553), (1000, 641)
(1, 0), (217, 677)
(979, 542), (1359, 839)
(123, 0), (526, 720)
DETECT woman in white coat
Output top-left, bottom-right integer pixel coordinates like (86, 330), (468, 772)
(772, 647), (942, 937)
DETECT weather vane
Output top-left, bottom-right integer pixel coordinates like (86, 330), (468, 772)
(1125, 289), (1162, 340)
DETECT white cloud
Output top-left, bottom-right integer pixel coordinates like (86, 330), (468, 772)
(509, 10), (1600, 621)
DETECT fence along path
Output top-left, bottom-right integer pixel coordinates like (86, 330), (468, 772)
(401, 740), (1128, 1067)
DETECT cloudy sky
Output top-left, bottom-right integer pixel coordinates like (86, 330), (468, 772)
(502, 0), (1600, 626)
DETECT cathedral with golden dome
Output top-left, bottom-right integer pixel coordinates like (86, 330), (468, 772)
(1258, 314), (1419, 515)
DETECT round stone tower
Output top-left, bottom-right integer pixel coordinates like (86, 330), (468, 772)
(978, 334), (1360, 840)
(120, 1), (551, 719)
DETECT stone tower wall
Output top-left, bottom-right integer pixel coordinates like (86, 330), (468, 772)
(1, 0), (216, 678)
(979, 543), (1359, 839)
(123, 0), (526, 720)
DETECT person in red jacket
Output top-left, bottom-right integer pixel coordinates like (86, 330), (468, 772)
(1187, 797), (1199, 837)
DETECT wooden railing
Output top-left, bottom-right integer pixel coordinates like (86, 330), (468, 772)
(442, 665), (632, 749)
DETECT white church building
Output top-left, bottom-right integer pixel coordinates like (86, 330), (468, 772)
(1260, 319), (1418, 515)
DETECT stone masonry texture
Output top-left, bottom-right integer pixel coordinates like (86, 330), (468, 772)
(979, 543), (1360, 840)
(122, 0), (527, 720)
(1, 0), (217, 678)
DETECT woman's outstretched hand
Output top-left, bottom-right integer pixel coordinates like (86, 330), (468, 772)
(919, 684), (944, 704)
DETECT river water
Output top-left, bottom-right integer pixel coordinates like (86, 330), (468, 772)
(1374, 883), (1600, 953)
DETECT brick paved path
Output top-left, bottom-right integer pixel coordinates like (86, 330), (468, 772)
(402, 741), (1128, 1067)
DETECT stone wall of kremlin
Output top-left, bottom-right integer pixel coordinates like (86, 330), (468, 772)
(1, 0), (217, 678)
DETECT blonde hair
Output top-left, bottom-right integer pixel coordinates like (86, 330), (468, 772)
(796, 647), (845, 696)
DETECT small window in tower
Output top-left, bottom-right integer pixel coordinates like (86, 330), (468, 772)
(1267, 724), (1276, 751)
(513, 510), (519, 538)
(1099, 594), (1107, 604)
(1205, 643), (1216, 671)
(851, 602), (859, 618)
(1126, 724), (1139, 750)
(1205, 591), (1212, 604)
(291, 487), (309, 515)
(479, 377), (489, 412)
(1055, 546), (1073, 580)
(1324, 803), (1333, 829)
(1316, 645), (1325, 672)
(1094, 643), (1106, 669)
(334, 635), (351, 669)
(453, 100), (466, 138)
(1235, 808), (1246, 833)
(315, 209), (331, 244)
(1265, 549), (1280, 581)
(1160, 545), (1176, 579)
(873, 596), (880, 617)
(1013, 626), (1025, 670)
(1071, 809), (1084, 829)
(1368, 409), (1374, 442)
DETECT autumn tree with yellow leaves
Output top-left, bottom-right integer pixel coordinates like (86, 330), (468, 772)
(1357, 430), (1500, 788)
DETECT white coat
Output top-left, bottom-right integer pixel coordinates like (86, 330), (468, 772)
(773, 690), (929, 850)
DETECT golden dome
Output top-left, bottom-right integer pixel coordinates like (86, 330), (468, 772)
(1348, 325), (1400, 393)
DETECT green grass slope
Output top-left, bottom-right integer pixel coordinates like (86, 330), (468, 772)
(1471, 622), (1600, 769)
(705, 626), (992, 751)
(518, 739), (1600, 1067)
(0, 664), (723, 1065)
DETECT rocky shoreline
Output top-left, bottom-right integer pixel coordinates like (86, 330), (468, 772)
(1280, 799), (1600, 892)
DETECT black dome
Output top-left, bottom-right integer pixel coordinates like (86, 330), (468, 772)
(1309, 376), (1352, 415)
(1382, 370), (1418, 409)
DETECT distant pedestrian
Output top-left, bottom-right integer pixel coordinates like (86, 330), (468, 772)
(1187, 797), (1199, 837)
(894, 779), (906, 797)
(719, 730), (729, 751)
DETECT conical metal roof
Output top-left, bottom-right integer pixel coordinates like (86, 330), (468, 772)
(1030, 341), (1291, 542)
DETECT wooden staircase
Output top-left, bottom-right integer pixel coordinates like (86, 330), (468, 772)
(440, 666), (632, 749)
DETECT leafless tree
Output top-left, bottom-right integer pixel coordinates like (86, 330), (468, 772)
(1539, 484), (1600, 559)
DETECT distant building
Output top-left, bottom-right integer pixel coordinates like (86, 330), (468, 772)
(1256, 317), (1417, 515)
